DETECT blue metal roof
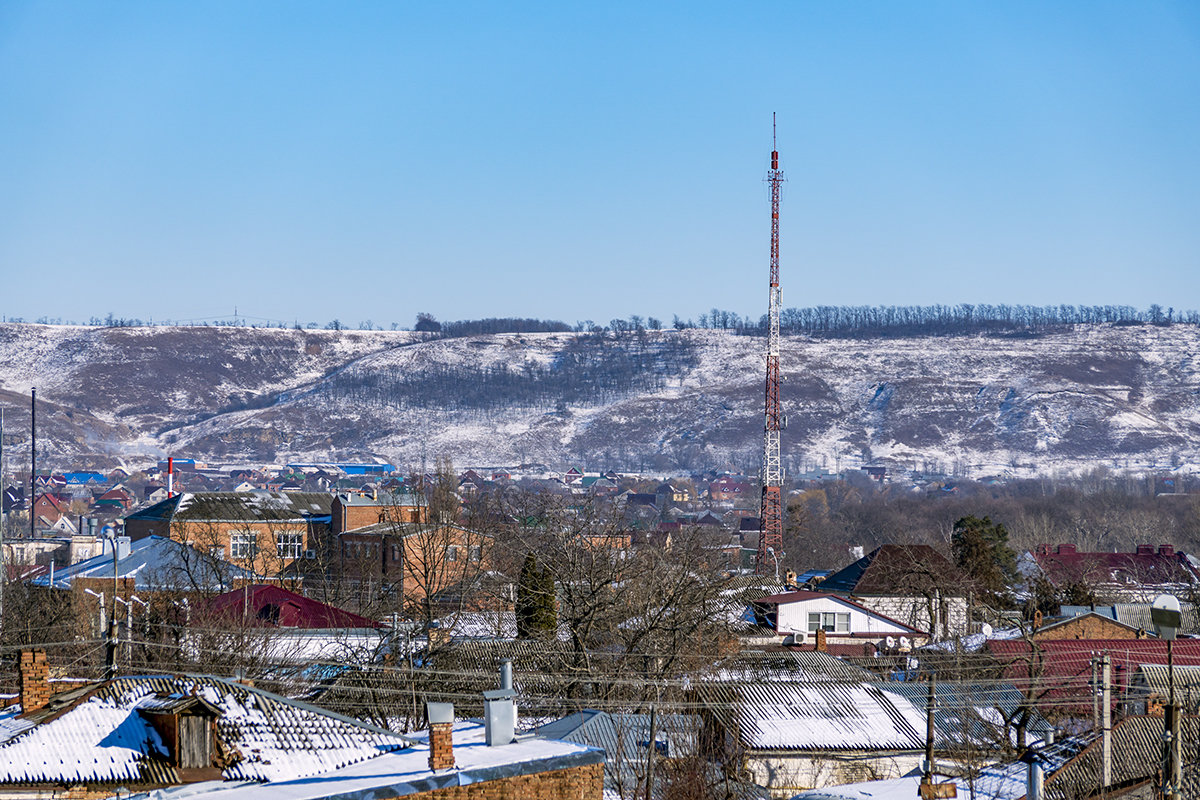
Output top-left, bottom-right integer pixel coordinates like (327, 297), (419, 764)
(33, 535), (257, 592)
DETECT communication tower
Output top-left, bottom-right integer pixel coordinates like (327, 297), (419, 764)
(756, 116), (785, 576)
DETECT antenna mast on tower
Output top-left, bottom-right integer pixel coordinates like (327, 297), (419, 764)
(756, 115), (785, 576)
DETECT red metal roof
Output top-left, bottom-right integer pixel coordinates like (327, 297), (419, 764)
(1031, 544), (1200, 586)
(206, 585), (382, 629)
(986, 638), (1200, 716)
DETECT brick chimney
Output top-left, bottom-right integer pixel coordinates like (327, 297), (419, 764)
(426, 702), (455, 771)
(815, 628), (828, 652)
(19, 649), (50, 715)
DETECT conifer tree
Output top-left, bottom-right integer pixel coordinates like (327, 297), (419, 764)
(516, 553), (556, 639)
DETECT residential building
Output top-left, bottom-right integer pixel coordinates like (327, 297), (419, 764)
(753, 589), (926, 649)
(1020, 543), (1200, 602)
(123, 491), (333, 571)
(819, 545), (970, 641)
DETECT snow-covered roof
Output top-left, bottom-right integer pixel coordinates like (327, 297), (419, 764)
(123, 722), (602, 800)
(0, 674), (413, 786)
(700, 679), (1045, 752)
(790, 733), (1094, 799)
(32, 535), (256, 591)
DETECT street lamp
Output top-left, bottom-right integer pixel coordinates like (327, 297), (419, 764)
(766, 546), (781, 582)
(1152, 593), (1182, 800)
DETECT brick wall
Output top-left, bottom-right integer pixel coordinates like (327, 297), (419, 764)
(1032, 614), (1143, 641)
(19, 649), (50, 714)
(404, 762), (603, 800)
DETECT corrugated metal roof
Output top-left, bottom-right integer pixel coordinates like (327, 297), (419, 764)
(699, 679), (1044, 753)
(699, 682), (926, 751)
(0, 675), (411, 787)
(714, 650), (876, 682)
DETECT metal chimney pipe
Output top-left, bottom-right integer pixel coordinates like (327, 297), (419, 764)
(167, 457), (174, 497)
(500, 658), (513, 691)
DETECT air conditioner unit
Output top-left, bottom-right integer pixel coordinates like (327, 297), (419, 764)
(304, 549), (316, 560)
(783, 631), (807, 645)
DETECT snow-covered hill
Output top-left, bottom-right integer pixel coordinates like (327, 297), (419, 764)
(1, 323), (1197, 476)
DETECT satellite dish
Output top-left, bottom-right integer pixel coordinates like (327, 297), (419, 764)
(1152, 593), (1183, 641)
(885, 636), (897, 649)
(981, 623), (994, 637)
(899, 636), (912, 650)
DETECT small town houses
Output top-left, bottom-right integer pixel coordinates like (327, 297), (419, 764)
(2, 460), (1200, 798)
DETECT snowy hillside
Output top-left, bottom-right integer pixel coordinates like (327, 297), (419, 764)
(1, 322), (1198, 476)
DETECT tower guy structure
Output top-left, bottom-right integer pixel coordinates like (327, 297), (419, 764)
(756, 116), (784, 576)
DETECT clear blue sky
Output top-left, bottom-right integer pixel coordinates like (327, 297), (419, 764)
(1, 1), (1197, 328)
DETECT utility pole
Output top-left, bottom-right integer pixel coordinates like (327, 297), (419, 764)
(1100, 653), (1111, 791)
(105, 534), (119, 680)
(756, 114), (785, 576)
(644, 687), (659, 800)
(925, 674), (936, 778)
(1164, 638), (1182, 800)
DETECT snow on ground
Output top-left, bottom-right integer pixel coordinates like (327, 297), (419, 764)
(5, 323), (1200, 475)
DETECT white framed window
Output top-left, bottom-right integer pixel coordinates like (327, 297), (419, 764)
(469, 545), (482, 562)
(276, 532), (303, 560)
(230, 531), (255, 560)
(808, 612), (851, 633)
(446, 545), (459, 562)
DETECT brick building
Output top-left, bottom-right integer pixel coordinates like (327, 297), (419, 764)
(124, 491), (333, 572)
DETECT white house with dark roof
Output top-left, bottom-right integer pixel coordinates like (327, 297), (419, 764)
(753, 589), (926, 648)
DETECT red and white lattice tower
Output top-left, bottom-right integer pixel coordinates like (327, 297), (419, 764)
(756, 116), (785, 576)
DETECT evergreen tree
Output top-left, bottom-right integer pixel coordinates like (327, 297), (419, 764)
(516, 553), (556, 639)
(951, 515), (1018, 607)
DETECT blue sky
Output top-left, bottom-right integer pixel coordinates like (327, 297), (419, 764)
(1, 1), (1197, 328)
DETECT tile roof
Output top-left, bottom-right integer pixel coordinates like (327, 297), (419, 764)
(0, 674), (412, 787)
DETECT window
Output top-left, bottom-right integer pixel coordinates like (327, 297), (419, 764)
(807, 612), (851, 633)
(391, 544), (402, 562)
(276, 532), (303, 560)
(446, 545), (459, 562)
(230, 531), (254, 560)
(469, 545), (482, 562)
